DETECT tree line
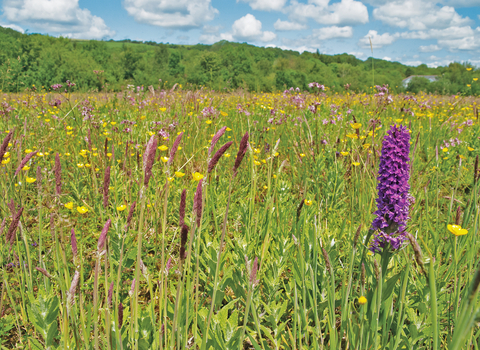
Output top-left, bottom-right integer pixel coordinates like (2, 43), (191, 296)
(0, 26), (478, 94)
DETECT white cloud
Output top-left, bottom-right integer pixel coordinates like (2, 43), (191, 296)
(238, 0), (287, 11)
(2, 0), (114, 39)
(358, 30), (398, 49)
(231, 14), (276, 42)
(419, 44), (442, 52)
(348, 51), (365, 58)
(312, 26), (353, 40)
(401, 26), (480, 51)
(274, 19), (307, 31)
(288, 0), (368, 26)
(123, 0), (218, 29)
(441, 0), (480, 7)
(0, 23), (24, 33)
(200, 14), (276, 44)
(383, 56), (392, 61)
(373, 1), (471, 30)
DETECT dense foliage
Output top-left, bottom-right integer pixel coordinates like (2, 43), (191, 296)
(0, 86), (479, 349)
(1, 25), (479, 95)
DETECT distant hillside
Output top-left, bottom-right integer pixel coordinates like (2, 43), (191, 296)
(0, 26), (478, 94)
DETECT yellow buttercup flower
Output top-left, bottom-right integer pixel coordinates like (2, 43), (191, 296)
(346, 133), (358, 139)
(358, 296), (367, 305)
(468, 147), (474, 151)
(22, 166), (30, 171)
(65, 202), (74, 210)
(192, 172), (204, 181)
(300, 153), (306, 158)
(167, 177), (174, 182)
(442, 148), (448, 153)
(447, 224), (468, 236)
(304, 199), (313, 206)
(175, 171), (185, 177)
(77, 206), (89, 214)
(77, 163), (84, 168)
(350, 123), (362, 129)
(340, 151), (349, 156)
(352, 162), (360, 166)
(26, 177), (36, 183)
(161, 156), (169, 163)
(206, 120), (212, 125)
(117, 204), (127, 211)
(158, 145), (168, 151)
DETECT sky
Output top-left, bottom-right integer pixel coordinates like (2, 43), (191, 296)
(1, 0), (480, 67)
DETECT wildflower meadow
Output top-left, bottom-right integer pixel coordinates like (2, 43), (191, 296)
(0, 81), (479, 349)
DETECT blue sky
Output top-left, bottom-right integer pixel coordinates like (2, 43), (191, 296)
(1, 0), (479, 67)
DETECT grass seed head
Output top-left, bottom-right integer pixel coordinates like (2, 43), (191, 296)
(143, 135), (157, 187)
(54, 153), (62, 195)
(180, 224), (189, 261)
(209, 126), (227, 157)
(35, 267), (53, 279)
(179, 189), (187, 227)
(97, 219), (111, 252)
(168, 131), (183, 165)
(233, 132), (249, 176)
(15, 151), (37, 177)
(193, 179), (203, 227)
(208, 141), (233, 173)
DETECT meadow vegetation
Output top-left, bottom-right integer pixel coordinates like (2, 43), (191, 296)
(0, 81), (479, 349)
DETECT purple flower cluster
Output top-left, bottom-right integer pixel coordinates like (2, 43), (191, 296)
(370, 124), (413, 253)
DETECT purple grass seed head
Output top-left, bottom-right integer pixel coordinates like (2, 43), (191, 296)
(179, 189), (186, 227)
(54, 153), (62, 195)
(118, 303), (124, 328)
(0, 129), (13, 162)
(193, 179), (203, 227)
(125, 201), (136, 231)
(108, 281), (114, 307)
(233, 132), (249, 176)
(208, 141), (233, 173)
(14, 151), (37, 177)
(143, 135), (157, 187)
(179, 224), (189, 261)
(168, 132), (183, 166)
(97, 219), (111, 252)
(208, 126), (227, 157)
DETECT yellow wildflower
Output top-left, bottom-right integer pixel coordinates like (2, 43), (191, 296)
(447, 224), (468, 236)
(65, 202), (74, 210)
(77, 206), (88, 214)
(117, 204), (127, 211)
(192, 172), (204, 181)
